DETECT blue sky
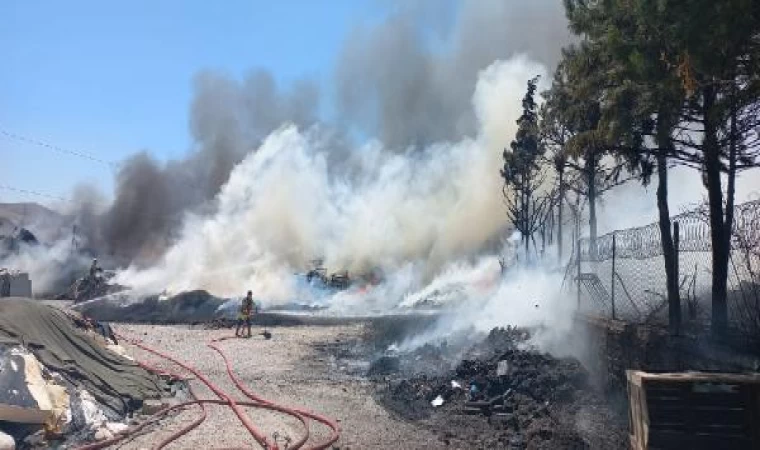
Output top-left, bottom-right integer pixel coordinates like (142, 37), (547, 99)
(0, 1), (391, 205)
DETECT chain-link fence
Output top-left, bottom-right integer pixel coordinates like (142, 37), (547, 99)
(564, 199), (760, 336)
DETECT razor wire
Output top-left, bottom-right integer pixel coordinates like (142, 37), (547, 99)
(571, 199), (760, 324)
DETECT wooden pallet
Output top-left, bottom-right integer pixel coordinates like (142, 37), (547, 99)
(627, 370), (760, 450)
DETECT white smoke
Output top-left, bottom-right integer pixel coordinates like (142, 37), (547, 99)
(396, 266), (572, 352)
(598, 166), (760, 235)
(1, 239), (88, 296)
(115, 56), (549, 305)
(399, 257), (502, 309)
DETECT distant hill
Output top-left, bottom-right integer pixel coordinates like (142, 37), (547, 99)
(0, 202), (68, 243)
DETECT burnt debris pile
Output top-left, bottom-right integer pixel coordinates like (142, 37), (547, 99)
(376, 327), (626, 449)
(57, 270), (124, 303)
(77, 290), (226, 324)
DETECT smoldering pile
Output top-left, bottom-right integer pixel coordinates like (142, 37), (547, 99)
(373, 327), (627, 449)
(57, 270), (125, 303)
(75, 290), (227, 325)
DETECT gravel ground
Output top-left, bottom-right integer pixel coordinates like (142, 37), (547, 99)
(108, 323), (441, 450)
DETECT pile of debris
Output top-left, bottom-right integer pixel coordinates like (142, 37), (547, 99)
(304, 260), (383, 291)
(77, 289), (226, 324)
(0, 299), (169, 449)
(57, 270), (124, 303)
(375, 327), (627, 449)
(306, 266), (351, 290)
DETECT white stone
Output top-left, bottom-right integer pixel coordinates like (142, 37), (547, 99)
(94, 427), (113, 441)
(105, 422), (128, 434)
(0, 430), (15, 450)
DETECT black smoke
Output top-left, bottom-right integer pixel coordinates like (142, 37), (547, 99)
(336, 0), (571, 149)
(81, 70), (320, 265)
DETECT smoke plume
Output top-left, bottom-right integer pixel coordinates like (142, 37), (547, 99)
(82, 70), (320, 265)
(65, 1), (573, 267)
(115, 57), (550, 300)
(335, 0), (571, 149)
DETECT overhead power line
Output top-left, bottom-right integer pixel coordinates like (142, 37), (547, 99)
(0, 184), (69, 202)
(0, 128), (117, 168)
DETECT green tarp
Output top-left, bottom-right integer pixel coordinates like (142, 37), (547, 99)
(0, 298), (163, 415)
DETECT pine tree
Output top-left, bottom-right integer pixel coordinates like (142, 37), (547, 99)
(563, 0), (760, 336)
(501, 77), (553, 259)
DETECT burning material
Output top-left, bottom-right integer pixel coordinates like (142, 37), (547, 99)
(307, 269), (351, 290)
(305, 259), (361, 291)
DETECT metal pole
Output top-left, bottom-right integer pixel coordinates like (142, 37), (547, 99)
(673, 221), (680, 334)
(611, 232), (616, 320)
(576, 238), (581, 310)
(673, 221), (680, 289)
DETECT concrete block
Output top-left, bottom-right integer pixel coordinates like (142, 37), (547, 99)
(0, 272), (31, 298)
(9, 273), (31, 298)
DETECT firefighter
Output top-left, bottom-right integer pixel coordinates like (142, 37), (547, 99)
(235, 291), (256, 338)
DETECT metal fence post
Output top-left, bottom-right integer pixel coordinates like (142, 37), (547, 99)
(576, 238), (581, 310)
(673, 221), (680, 289)
(673, 220), (681, 334)
(611, 232), (616, 320)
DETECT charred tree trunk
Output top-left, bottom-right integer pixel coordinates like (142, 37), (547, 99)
(557, 169), (564, 262)
(725, 91), (738, 266)
(523, 179), (530, 259)
(656, 142), (680, 334)
(586, 154), (598, 259)
(703, 86), (729, 338)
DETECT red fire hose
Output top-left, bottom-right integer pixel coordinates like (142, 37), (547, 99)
(73, 330), (340, 450)
(209, 337), (341, 450)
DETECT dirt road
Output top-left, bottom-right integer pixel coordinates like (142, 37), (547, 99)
(111, 323), (440, 450)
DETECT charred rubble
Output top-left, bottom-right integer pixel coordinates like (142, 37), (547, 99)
(305, 260), (383, 291)
(372, 327), (627, 449)
(57, 270), (125, 303)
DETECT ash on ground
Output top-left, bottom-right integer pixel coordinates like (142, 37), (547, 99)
(365, 327), (627, 449)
